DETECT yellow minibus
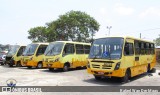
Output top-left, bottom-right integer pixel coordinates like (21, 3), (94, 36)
(5, 45), (25, 67)
(43, 41), (91, 71)
(9, 45), (26, 67)
(21, 43), (49, 68)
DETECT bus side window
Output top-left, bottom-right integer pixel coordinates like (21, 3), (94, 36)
(63, 44), (75, 55)
(76, 44), (84, 54)
(124, 43), (134, 56)
(17, 47), (23, 56)
(37, 45), (47, 56)
(84, 45), (90, 54)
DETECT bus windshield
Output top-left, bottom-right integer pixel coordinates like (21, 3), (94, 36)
(7, 45), (20, 56)
(89, 38), (124, 60)
(44, 42), (64, 56)
(23, 44), (38, 56)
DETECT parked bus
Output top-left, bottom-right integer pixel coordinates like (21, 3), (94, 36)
(43, 41), (91, 71)
(87, 36), (156, 82)
(21, 43), (49, 69)
(9, 45), (26, 67)
(5, 45), (25, 67)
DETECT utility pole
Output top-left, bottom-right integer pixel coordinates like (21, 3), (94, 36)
(107, 26), (112, 36)
(140, 33), (141, 39)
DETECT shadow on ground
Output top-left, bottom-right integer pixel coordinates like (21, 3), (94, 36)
(83, 73), (149, 86)
(41, 67), (86, 73)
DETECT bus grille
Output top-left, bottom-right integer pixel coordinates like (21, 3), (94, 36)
(92, 64), (112, 69)
(102, 67), (111, 69)
(92, 64), (100, 68)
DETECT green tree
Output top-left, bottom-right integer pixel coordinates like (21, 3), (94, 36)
(28, 26), (48, 42)
(154, 34), (160, 46)
(47, 10), (100, 42)
(28, 11), (100, 42)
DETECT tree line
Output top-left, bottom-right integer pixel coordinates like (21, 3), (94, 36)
(28, 10), (100, 43)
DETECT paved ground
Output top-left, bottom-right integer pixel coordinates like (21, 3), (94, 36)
(0, 64), (160, 95)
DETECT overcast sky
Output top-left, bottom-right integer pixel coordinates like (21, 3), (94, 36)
(0, 0), (160, 45)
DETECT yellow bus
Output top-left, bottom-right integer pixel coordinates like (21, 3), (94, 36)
(43, 41), (91, 71)
(87, 36), (156, 82)
(9, 45), (26, 67)
(21, 43), (49, 69)
(6, 45), (26, 67)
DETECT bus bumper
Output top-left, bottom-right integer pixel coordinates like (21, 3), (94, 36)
(47, 61), (63, 68)
(27, 60), (38, 67)
(87, 68), (126, 77)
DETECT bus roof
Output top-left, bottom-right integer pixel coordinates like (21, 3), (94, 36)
(95, 36), (154, 43)
(30, 42), (49, 45)
(50, 41), (91, 45)
(10, 44), (26, 47)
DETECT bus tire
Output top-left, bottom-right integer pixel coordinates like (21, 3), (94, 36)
(16, 62), (22, 67)
(9, 65), (13, 67)
(27, 66), (32, 69)
(37, 62), (43, 69)
(94, 75), (101, 80)
(121, 69), (130, 83)
(63, 63), (69, 72)
(149, 68), (156, 73)
(147, 64), (151, 73)
(1, 63), (4, 65)
(49, 68), (54, 71)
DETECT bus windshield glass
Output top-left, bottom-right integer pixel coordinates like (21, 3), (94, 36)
(7, 45), (20, 56)
(89, 38), (124, 60)
(44, 42), (64, 56)
(23, 44), (38, 56)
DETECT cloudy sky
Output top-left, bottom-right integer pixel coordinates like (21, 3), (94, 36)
(0, 0), (160, 45)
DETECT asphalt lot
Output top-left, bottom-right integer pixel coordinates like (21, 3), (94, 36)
(0, 65), (160, 86)
(0, 64), (160, 95)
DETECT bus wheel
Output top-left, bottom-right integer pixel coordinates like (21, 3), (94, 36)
(149, 68), (156, 73)
(94, 75), (101, 80)
(27, 66), (32, 69)
(63, 64), (69, 72)
(16, 62), (22, 67)
(37, 62), (43, 69)
(9, 65), (13, 67)
(49, 68), (54, 71)
(147, 64), (151, 73)
(1, 63), (4, 65)
(121, 69), (130, 83)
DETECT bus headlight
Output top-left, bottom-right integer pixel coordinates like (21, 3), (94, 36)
(55, 58), (59, 62)
(30, 57), (33, 60)
(114, 62), (121, 70)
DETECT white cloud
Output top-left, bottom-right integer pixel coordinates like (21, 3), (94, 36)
(114, 3), (134, 16)
(139, 7), (160, 18)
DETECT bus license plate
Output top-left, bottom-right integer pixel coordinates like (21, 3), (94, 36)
(98, 72), (104, 75)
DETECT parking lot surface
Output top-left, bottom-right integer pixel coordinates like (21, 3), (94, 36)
(0, 65), (160, 95)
